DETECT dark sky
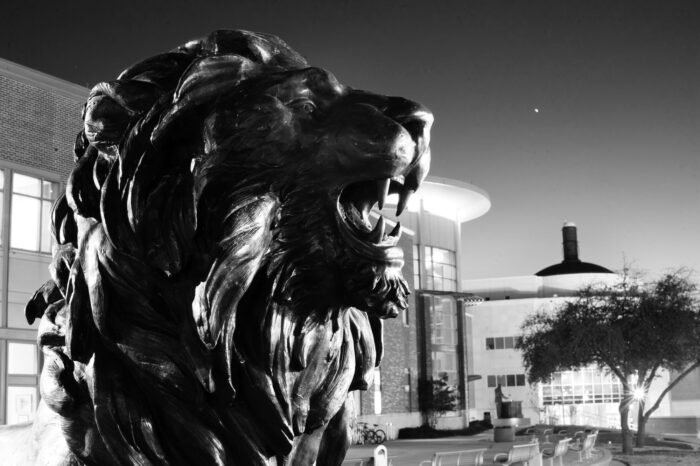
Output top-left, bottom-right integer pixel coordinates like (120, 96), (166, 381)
(2, 0), (698, 279)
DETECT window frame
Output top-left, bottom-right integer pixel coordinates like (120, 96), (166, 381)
(8, 171), (59, 253)
(423, 246), (457, 292)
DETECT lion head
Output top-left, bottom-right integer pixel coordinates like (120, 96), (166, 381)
(27, 30), (431, 465)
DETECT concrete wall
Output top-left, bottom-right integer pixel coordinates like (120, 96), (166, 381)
(646, 416), (700, 435)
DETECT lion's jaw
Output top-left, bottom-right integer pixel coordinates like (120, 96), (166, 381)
(320, 91), (433, 318)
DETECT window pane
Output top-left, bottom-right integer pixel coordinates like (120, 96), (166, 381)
(6, 386), (37, 424)
(0, 191), (3, 246)
(432, 247), (450, 264)
(42, 180), (58, 200)
(40, 200), (53, 253)
(487, 375), (496, 387)
(11, 195), (40, 250)
(516, 374), (526, 386)
(8, 342), (37, 375)
(497, 375), (506, 386)
(12, 173), (41, 197)
(486, 338), (494, 350)
(495, 337), (505, 349)
(505, 337), (514, 349)
(507, 374), (516, 386)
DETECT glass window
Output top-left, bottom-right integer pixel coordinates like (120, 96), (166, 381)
(516, 374), (526, 386)
(429, 296), (459, 388)
(423, 246), (457, 291)
(540, 367), (623, 405)
(412, 244), (421, 290)
(506, 374), (516, 386)
(487, 375), (496, 387)
(6, 386), (37, 424)
(10, 195), (40, 250)
(505, 337), (514, 349)
(7, 342), (38, 375)
(486, 337), (495, 350)
(12, 174), (40, 197)
(495, 337), (504, 349)
(0, 171), (4, 245)
(10, 173), (58, 252)
(430, 297), (458, 346)
(373, 368), (382, 415)
(497, 375), (506, 386)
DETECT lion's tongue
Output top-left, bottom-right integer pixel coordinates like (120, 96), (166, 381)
(347, 203), (372, 232)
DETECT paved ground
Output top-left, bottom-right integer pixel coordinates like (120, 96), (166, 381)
(345, 432), (611, 465)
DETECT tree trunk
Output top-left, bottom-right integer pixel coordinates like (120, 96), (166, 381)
(619, 396), (633, 455)
(636, 400), (646, 448)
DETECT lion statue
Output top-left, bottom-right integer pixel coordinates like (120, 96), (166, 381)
(1, 30), (432, 465)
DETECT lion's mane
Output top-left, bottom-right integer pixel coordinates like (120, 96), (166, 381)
(27, 30), (427, 466)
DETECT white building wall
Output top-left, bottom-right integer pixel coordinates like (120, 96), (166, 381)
(468, 297), (539, 421)
(463, 272), (677, 428)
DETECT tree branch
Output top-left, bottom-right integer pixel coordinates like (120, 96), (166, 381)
(643, 360), (700, 421)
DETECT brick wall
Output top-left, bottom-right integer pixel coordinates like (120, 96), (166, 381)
(0, 74), (84, 181)
(358, 234), (419, 416)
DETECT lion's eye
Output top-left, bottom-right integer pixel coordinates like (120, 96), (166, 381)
(290, 99), (317, 115)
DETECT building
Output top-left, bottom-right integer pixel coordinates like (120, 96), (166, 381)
(0, 58), (87, 424)
(463, 223), (700, 434)
(0, 58), (495, 433)
(355, 177), (491, 433)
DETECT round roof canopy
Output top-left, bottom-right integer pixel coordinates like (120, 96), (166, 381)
(404, 176), (491, 223)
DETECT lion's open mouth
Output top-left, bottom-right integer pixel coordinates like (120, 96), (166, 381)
(337, 177), (412, 263)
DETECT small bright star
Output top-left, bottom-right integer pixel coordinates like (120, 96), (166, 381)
(534, 108), (540, 113)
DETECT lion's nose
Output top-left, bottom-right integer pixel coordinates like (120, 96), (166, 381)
(384, 97), (433, 154)
(384, 98), (433, 191)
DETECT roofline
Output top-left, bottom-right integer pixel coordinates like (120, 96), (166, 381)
(424, 175), (491, 203)
(0, 57), (89, 101)
(418, 175), (491, 223)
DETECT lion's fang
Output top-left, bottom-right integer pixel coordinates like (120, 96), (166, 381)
(377, 178), (390, 210)
(388, 222), (402, 240)
(396, 188), (413, 217)
(370, 216), (385, 243)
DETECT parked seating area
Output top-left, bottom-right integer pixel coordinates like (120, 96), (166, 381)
(569, 431), (599, 462)
(345, 426), (611, 466)
(419, 448), (488, 466)
(493, 443), (540, 465)
(540, 437), (571, 466)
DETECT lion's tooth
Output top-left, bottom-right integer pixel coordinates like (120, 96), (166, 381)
(388, 222), (402, 241)
(377, 178), (390, 209)
(396, 188), (413, 217)
(370, 216), (385, 243)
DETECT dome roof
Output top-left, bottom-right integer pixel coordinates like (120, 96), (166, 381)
(535, 260), (613, 277)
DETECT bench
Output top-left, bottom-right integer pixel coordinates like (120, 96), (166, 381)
(542, 428), (554, 443)
(569, 431), (598, 461)
(419, 448), (488, 466)
(540, 437), (571, 466)
(493, 443), (540, 466)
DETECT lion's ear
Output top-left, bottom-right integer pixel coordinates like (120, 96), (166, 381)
(192, 192), (280, 349)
